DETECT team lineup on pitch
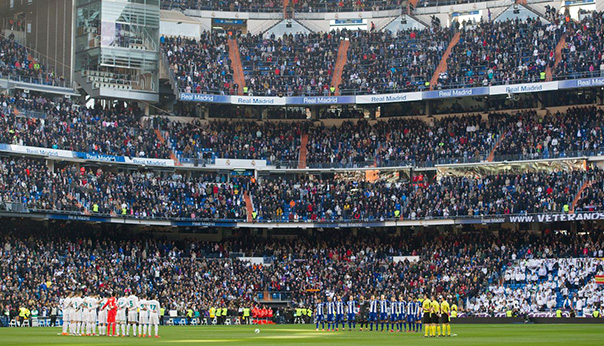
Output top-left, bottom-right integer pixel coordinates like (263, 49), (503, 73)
(61, 293), (161, 338)
(313, 294), (454, 337)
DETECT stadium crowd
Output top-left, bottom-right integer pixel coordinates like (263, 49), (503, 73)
(0, 157), (249, 220)
(238, 32), (340, 96)
(248, 168), (603, 222)
(0, 94), (171, 159)
(0, 34), (62, 86)
(492, 106), (604, 161)
(160, 118), (309, 163)
(555, 11), (604, 79)
(2, 147), (602, 221)
(0, 223), (602, 326)
(441, 18), (561, 88)
(162, 33), (234, 95)
(476, 258), (604, 316)
(341, 28), (451, 94)
(2, 91), (604, 168)
(160, 12), (603, 95)
(305, 115), (493, 167)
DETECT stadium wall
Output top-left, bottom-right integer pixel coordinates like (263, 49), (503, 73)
(11, 0), (74, 81)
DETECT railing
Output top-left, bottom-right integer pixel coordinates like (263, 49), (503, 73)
(161, 51), (180, 98)
(490, 149), (604, 163)
(161, 147), (601, 171)
(5, 206), (603, 225)
(0, 71), (73, 89)
(160, 1), (402, 13)
(14, 108), (47, 119)
(293, 154), (488, 169)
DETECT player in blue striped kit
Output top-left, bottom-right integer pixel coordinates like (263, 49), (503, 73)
(346, 295), (357, 331)
(369, 295), (378, 331)
(325, 296), (336, 331)
(379, 295), (389, 332)
(398, 295), (407, 333)
(335, 296), (345, 331)
(406, 296), (417, 332)
(389, 296), (398, 332)
(315, 298), (325, 331)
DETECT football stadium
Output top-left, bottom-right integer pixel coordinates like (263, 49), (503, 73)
(0, 0), (603, 345)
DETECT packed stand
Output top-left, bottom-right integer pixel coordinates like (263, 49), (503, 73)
(158, 119), (310, 164)
(160, 0), (401, 12)
(476, 258), (604, 316)
(441, 18), (561, 88)
(162, 33), (235, 95)
(0, 224), (602, 325)
(0, 94), (171, 159)
(492, 106), (604, 161)
(238, 32), (340, 96)
(406, 170), (586, 219)
(249, 168), (604, 222)
(305, 116), (496, 168)
(0, 34), (63, 86)
(1, 151), (603, 222)
(341, 28), (451, 94)
(0, 157), (248, 220)
(555, 11), (604, 79)
(574, 167), (604, 213)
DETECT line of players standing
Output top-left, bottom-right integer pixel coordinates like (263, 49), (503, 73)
(314, 294), (456, 337)
(59, 292), (162, 338)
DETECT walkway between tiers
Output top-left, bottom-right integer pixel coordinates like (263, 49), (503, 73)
(244, 192), (254, 222)
(228, 38), (246, 95)
(331, 39), (350, 96)
(298, 134), (309, 169)
(283, 0), (290, 18)
(546, 34), (566, 81)
(154, 129), (181, 165)
(429, 31), (460, 90)
(487, 132), (506, 162)
(571, 180), (592, 213)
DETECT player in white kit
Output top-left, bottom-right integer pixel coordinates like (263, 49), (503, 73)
(70, 293), (84, 335)
(126, 294), (139, 337)
(138, 297), (149, 337)
(84, 296), (99, 336)
(116, 297), (128, 337)
(97, 297), (108, 336)
(61, 293), (73, 336)
(145, 297), (161, 338)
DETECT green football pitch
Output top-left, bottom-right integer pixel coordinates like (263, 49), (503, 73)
(0, 324), (603, 346)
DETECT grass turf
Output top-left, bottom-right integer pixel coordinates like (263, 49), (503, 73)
(0, 324), (602, 346)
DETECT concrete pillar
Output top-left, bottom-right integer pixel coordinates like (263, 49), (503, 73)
(142, 102), (150, 116)
(310, 106), (319, 120)
(425, 100), (432, 117)
(46, 159), (55, 172)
